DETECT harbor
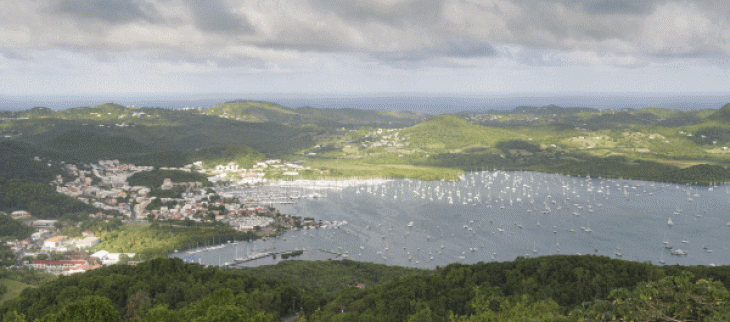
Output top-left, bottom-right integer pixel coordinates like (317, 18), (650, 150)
(173, 171), (730, 269)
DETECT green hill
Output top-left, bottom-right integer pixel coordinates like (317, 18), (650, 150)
(45, 130), (151, 159)
(18, 107), (54, 118)
(0, 216), (34, 240)
(2, 256), (730, 322)
(294, 106), (428, 126)
(512, 105), (599, 115)
(0, 141), (65, 183)
(127, 169), (211, 188)
(405, 114), (519, 151)
(0, 177), (97, 220)
(200, 100), (297, 123)
(200, 100), (429, 127)
(707, 103), (730, 123)
(3, 104), (315, 161)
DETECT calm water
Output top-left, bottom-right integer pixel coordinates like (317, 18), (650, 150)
(4, 95), (730, 113)
(172, 171), (730, 268)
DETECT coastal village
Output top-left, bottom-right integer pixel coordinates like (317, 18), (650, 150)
(3, 158), (332, 276)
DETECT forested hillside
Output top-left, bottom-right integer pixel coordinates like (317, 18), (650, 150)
(4, 102), (730, 184)
(0, 141), (65, 183)
(200, 100), (429, 127)
(2, 256), (729, 321)
(1, 103), (316, 162)
(0, 177), (97, 221)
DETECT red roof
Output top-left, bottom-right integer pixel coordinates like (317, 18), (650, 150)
(69, 264), (101, 271)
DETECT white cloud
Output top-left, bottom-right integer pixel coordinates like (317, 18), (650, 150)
(569, 51), (640, 67)
(0, 54), (9, 71)
(215, 46), (300, 62)
(640, 2), (714, 56)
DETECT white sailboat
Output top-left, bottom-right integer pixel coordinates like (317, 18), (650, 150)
(668, 217), (673, 226)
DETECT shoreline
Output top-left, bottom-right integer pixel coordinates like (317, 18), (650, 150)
(260, 168), (729, 188)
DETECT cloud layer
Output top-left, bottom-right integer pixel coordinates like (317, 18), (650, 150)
(1, 0), (729, 95)
(2, 0), (728, 64)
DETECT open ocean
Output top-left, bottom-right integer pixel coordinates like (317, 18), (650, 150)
(2, 94), (730, 114)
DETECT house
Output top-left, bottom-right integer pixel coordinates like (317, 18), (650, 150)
(31, 260), (86, 270)
(160, 178), (174, 190)
(63, 264), (101, 276)
(33, 220), (58, 229)
(9, 210), (31, 219)
(75, 237), (101, 249)
(91, 250), (110, 261)
(44, 236), (67, 249)
(31, 231), (50, 241)
(91, 250), (135, 265)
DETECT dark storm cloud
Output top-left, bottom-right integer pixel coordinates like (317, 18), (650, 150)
(293, 0), (499, 62)
(308, 0), (445, 27)
(184, 0), (256, 34)
(51, 0), (162, 24)
(584, 0), (656, 15)
(0, 50), (31, 61)
(446, 39), (495, 57)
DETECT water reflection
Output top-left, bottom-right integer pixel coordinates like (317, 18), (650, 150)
(172, 171), (730, 268)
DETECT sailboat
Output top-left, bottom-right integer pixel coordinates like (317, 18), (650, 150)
(668, 217), (673, 226)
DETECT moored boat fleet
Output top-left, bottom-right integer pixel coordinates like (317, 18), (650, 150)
(176, 171), (730, 268)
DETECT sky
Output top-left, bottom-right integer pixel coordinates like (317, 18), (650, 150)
(1, 0), (729, 98)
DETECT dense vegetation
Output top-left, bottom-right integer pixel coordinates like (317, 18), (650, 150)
(1, 256), (730, 321)
(0, 141), (65, 183)
(200, 100), (429, 127)
(0, 217), (34, 241)
(0, 177), (97, 221)
(241, 260), (428, 298)
(3, 103), (315, 162)
(0, 245), (15, 267)
(92, 223), (258, 260)
(127, 170), (210, 189)
(0, 268), (56, 288)
(44, 130), (151, 160)
(424, 150), (730, 185)
(121, 145), (265, 169)
(4, 101), (730, 184)
(188, 145), (265, 169)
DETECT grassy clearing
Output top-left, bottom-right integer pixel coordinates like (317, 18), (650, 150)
(92, 222), (256, 259)
(298, 158), (463, 181)
(0, 279), (35, 305)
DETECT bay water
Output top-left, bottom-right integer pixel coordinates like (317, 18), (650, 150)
(172, 171), (730, 268)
